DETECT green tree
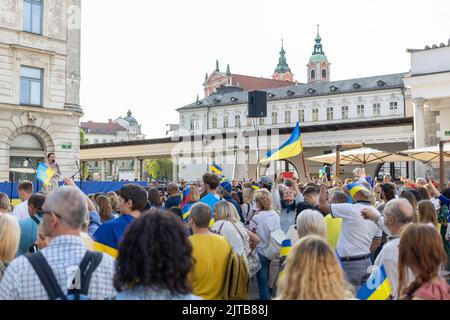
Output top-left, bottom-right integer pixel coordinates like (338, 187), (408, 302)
(145, 159), (173, 181)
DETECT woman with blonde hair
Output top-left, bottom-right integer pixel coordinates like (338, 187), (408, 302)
(278, 235), (353, 300)
(0, 192), (11, 214)
(398, 224), (449, 300)
(107, 192), (120, 216)
(211, 200), (250, 257)
(0, 214), (20, 280)
(248, 188), (281, 300)
(241, 188), (255, 225)
(418, 200), (439, 229)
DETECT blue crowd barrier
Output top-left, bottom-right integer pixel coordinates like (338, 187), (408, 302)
(0, 181), (149, 198)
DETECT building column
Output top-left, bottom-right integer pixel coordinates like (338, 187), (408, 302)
(81, 161), (87, 180)
(407, 142), (415, 180)
(139, 159), (144, 181)
(109, 160), (115, 180)
(173, 156), (179, 182)
(134, 158), (139, 181)
(413, 99), (427, 178)
(100, 160), (106, 181)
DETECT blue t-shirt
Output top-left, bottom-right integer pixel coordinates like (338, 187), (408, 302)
(17, 215), (42, 256)
(93, 214), (135, 250)
(200, 192), (221, 215)
(164, 195), (181, 209)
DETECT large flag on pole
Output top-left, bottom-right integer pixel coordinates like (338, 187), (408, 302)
(36, 162), (56, 187)
(260, 122), (303, 164)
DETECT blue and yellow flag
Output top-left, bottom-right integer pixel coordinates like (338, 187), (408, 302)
(211, 163), (223, 176)
(36, 162), (56, 187)
(252, 183), (260, 191)
(356, 265), (392, 300)
(261, 122), (303, 163)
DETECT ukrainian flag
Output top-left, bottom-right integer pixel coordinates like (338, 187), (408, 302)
(278, 239), (293, 279)
(260, 122), (303, 163)
(211, 163), (223, 176)
(356, 265), (392, 300)
(346, 183), (369, 198)
(180, 186), (192, 223)
(93, 241), (118, 259)
(252, 183), (260, 190)
(36, 162), (56, 187)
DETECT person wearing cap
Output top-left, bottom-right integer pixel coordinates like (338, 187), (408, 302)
(318, 183), (382, 289)
(93, 184), (148, 258)
(218, 181), (244, 223)
(259, 176), (273, 192)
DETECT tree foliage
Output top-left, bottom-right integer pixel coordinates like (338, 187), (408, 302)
(145, 159), (173, 180)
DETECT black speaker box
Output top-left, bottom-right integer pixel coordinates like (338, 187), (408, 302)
(248, 90), (267, 118)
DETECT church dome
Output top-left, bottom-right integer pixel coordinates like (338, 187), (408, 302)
(123, 110), (139, 126)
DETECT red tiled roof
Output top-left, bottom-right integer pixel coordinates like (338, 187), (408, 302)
(231, 74), (295, 91)
(80, 121), (127, 135)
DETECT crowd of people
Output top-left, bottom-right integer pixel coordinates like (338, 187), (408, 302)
(0, 168), (449, 300)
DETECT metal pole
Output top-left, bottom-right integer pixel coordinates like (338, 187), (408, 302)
(440, 140), (444, 191)
(336, 145), (341, 179)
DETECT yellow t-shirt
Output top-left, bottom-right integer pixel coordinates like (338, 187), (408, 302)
(324, 215), (342, 251)
(189, 234), (231, 300)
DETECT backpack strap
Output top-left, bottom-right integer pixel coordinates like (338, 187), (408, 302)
(73, 251), (103, 296)
(26, 252), (66, 300)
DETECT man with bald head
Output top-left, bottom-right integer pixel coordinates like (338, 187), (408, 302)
(361, 199), (414, 298)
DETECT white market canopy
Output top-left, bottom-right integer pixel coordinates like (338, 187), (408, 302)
(307, 147), (415, 165)
(400, 143), (450, 164)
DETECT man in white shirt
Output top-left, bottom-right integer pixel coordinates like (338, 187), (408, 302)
(361, 199), (414, 299)
(12, 180), (34, 220)
(318, 184), (382, 288)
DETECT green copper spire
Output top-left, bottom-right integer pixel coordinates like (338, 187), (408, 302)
(215, 59), (220, 72)
(226, 64), (231, 76)
(274, 39), (292, 74)
(309, 25), (328, 64)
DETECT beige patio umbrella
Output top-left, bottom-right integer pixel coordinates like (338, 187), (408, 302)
(399, 143), (450, 164)
(308, 147), (415, 165)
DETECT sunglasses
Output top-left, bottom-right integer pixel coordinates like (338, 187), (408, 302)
(41, 211), (63, 219)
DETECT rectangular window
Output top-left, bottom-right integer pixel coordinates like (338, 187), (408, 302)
(223, 116), (229, 128)
(23, 0), (43, 34)
(326, 107), (334, 121)
(20, 66), (43, 106)
(190, 119), (195, 131)
(312, 109), (319, 122)
(94, 139), (99, 144)
(212, 117), (218, 129)
(102, 139), (107, 143)
(298, 110), (305, 123)
(357, 105), (365, 118)
(272, 112), (278, 125)
(373, 103), (381, 117)
(390, 102), (398, 114)
(285, 111), (291, 124)
(259, 118), (265, 126)
(341, 106), (349, 119)
(235, 115), (241, 128)
(247, 117), (252, 127)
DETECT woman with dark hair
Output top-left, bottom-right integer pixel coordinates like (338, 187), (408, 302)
(399, 191), (419, 223)
(398, 224), (449, 300)
(417, 187), (430, 201)
(148, 188), (163, 210)
(114, 209), (200, 300)
(95, 195), (115, 223)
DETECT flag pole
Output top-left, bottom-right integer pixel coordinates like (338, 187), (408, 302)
(301, 152), (309, 181)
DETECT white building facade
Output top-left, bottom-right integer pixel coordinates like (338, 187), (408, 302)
(0, 0), (82, 182)
(177, 73), (415, 181)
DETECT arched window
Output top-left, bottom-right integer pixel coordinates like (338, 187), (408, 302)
(322, 69), (327, 79)
(311, 69), (315, 80)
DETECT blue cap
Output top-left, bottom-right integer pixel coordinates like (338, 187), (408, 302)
(220, 181), (232, 193)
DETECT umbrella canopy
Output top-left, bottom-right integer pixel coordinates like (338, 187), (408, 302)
(400, 143), (450, 164)
(308, 147), (415, 165)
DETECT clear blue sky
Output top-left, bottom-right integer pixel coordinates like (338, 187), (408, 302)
(80, 0), (450, 137)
